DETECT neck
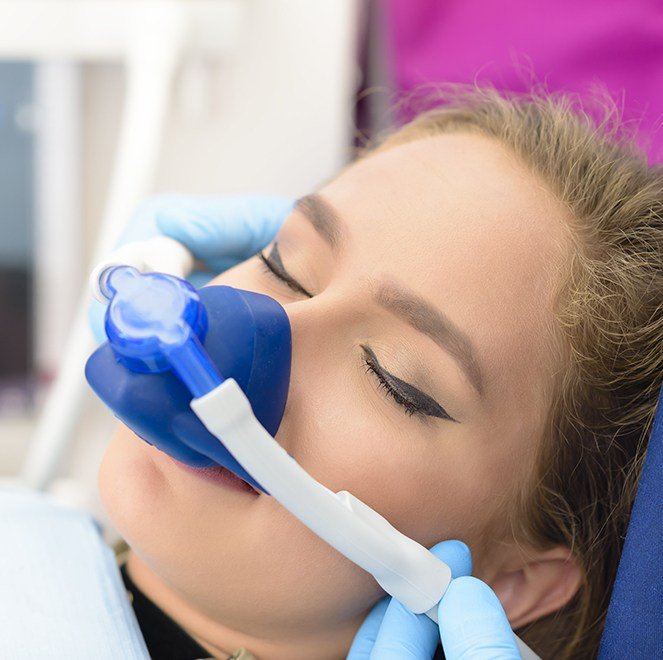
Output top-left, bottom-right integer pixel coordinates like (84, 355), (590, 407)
(125, 550), (363, 659)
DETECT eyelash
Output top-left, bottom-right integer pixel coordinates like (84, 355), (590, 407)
(258, 249), (312, 297)
(362, 355), (424, 418)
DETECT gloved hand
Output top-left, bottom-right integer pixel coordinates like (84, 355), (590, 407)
(347, 540), (521, 660)
(88, 194), (293, 343)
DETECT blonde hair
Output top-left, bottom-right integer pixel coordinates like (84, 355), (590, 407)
(372, 87), (662, 658)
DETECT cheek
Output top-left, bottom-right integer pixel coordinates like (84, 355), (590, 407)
(281, 372), (499, 553)
(99, 425), (379, 627)
(98, 426), (240, 580)
(98, 426), (213, 565)
(98, 426), (167, 536)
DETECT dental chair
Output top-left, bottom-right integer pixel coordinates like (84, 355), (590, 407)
(1, 386), (661, 657)
(598, 385), (663, 659)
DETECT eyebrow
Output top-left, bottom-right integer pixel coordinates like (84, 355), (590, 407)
(295, 194), (344, 251)
(374, 281), (486, 398)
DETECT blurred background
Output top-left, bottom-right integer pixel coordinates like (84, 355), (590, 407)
(1, 0), (661, 529)
(0, 0), (368, 522)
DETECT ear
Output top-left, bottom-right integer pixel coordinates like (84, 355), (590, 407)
(488, 546), (582, 629)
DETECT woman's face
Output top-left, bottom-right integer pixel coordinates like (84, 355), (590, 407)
(99, 133), (571, 656)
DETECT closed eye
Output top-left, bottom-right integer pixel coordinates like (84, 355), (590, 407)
(258, 243), (313, 298)
(362, 345), (457, 423)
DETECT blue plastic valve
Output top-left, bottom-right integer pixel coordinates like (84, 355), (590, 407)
(100, 266), (223, 398)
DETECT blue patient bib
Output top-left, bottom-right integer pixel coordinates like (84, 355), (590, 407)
(0, 488), (149, 659)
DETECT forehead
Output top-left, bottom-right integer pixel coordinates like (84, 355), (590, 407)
(325, 133), (565, 253)
(320, 133), (572, 403)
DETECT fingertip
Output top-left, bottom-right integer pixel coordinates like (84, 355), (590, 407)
(156, 210), (215, 257)
(430, 540), (472, 578)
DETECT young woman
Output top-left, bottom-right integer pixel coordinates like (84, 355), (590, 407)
(99, 88), (662, 659)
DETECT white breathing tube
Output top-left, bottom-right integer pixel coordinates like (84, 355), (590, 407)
(93, 238), (540, 659)
(192, 380), (452, 618)
(192, 381), (538, 659)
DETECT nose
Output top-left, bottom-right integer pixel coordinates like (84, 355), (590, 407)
(282, 285), (355, 344)
(275, 289), (356, 435)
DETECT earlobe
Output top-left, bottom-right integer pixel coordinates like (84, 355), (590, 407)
(489, 546), (582, 630)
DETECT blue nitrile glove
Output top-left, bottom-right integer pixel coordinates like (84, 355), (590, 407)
(88, 194), (293, 343)
(348, 540), (521, 660)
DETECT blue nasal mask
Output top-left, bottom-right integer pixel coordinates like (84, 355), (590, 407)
(85, 266), (291, 492)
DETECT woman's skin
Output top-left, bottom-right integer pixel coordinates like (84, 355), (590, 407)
(99, 132), (582, 659)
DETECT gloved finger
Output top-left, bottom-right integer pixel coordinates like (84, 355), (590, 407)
(438, 576), (521, 660)
(367, 540), (473, 660)
(430, 539), (473, 578)
(346, 597), (390, 660)
(156, 196), (293, 263)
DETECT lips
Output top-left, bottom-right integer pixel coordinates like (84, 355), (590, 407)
(173, 459), (259, 495)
